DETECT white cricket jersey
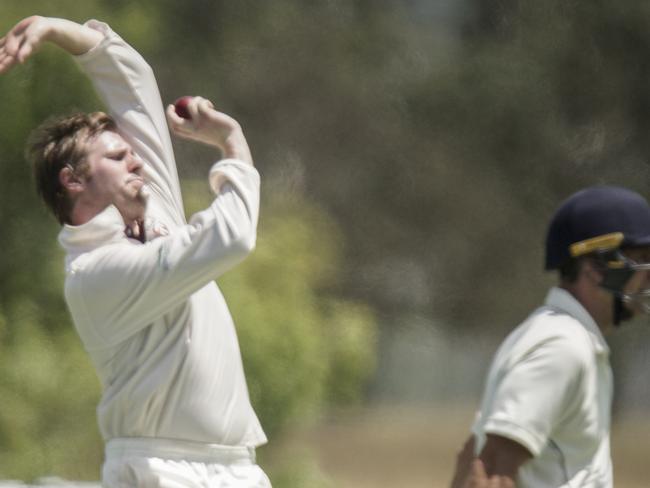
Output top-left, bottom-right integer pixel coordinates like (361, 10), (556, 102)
(57, 21), (266, 447)
(472, 287), (613, 487)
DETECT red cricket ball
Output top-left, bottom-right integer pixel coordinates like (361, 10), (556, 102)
(174, 96), (194, 119)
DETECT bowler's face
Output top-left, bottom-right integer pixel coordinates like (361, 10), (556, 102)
(82, 130), (147, 222)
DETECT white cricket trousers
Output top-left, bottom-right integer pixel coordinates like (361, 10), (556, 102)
(102, 437), (272, 488)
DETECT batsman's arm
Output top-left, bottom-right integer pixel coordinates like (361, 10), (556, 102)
(450, 435), (523, 488)
(477, 434), (531, 482)
(461, 459), (516, 488)
(461, 332), (586, 487)
(0, 16), (102, 72)
(450, 435), (476, 488)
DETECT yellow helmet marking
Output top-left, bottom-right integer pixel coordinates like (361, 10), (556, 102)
(569, 232), (624, 258)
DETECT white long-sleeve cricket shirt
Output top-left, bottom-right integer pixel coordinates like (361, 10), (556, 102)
(57, 20), (267, 447)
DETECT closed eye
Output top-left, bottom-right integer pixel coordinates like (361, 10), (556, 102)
(107, 149), (129, 161)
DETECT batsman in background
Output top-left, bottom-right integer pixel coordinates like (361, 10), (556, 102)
(0, 16), (270, 487)
(451, 186), (650, 488)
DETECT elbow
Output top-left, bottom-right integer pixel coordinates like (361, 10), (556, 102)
(212, 180), (259, 260)
(192, 195), (258, 266)
(234, 233), (257, 257)
(231, 206), (258, 255)
(226, 224), (257, 261)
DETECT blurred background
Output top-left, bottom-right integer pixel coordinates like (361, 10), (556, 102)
(1, 0), (650, 486)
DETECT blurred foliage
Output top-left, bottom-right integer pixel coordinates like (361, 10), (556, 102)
(183, 184), (377, 437)
(0, 303), (102, 479)
(3, 0), (650, 481)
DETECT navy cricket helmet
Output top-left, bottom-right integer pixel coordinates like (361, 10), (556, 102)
(545, 186), (650, 270)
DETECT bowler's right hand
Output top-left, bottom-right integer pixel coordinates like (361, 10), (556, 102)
(166, 97), (253, 166)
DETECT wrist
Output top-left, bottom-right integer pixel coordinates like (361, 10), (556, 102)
(46, 18), (102, 55)
(26, 16), (57, 47)
(43, 18), (67, 45)
(221, 127), (253, 165)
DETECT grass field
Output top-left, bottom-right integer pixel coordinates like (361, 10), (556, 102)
(268, 405), (650, 488)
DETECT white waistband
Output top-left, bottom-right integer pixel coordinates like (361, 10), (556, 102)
(105, 437), (256, 464)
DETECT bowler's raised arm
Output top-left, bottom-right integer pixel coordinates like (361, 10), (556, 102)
(0, 16), (101, 73)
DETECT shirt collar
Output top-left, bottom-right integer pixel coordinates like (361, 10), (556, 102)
(545, 286), (610, 355)
(58, 205), (127, 258)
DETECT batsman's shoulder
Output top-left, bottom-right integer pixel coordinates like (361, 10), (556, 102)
(518, 309), (594, 359)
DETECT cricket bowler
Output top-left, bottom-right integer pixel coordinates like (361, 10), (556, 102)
(0, 16), (270, 487)
(450, 186), (650, 487)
